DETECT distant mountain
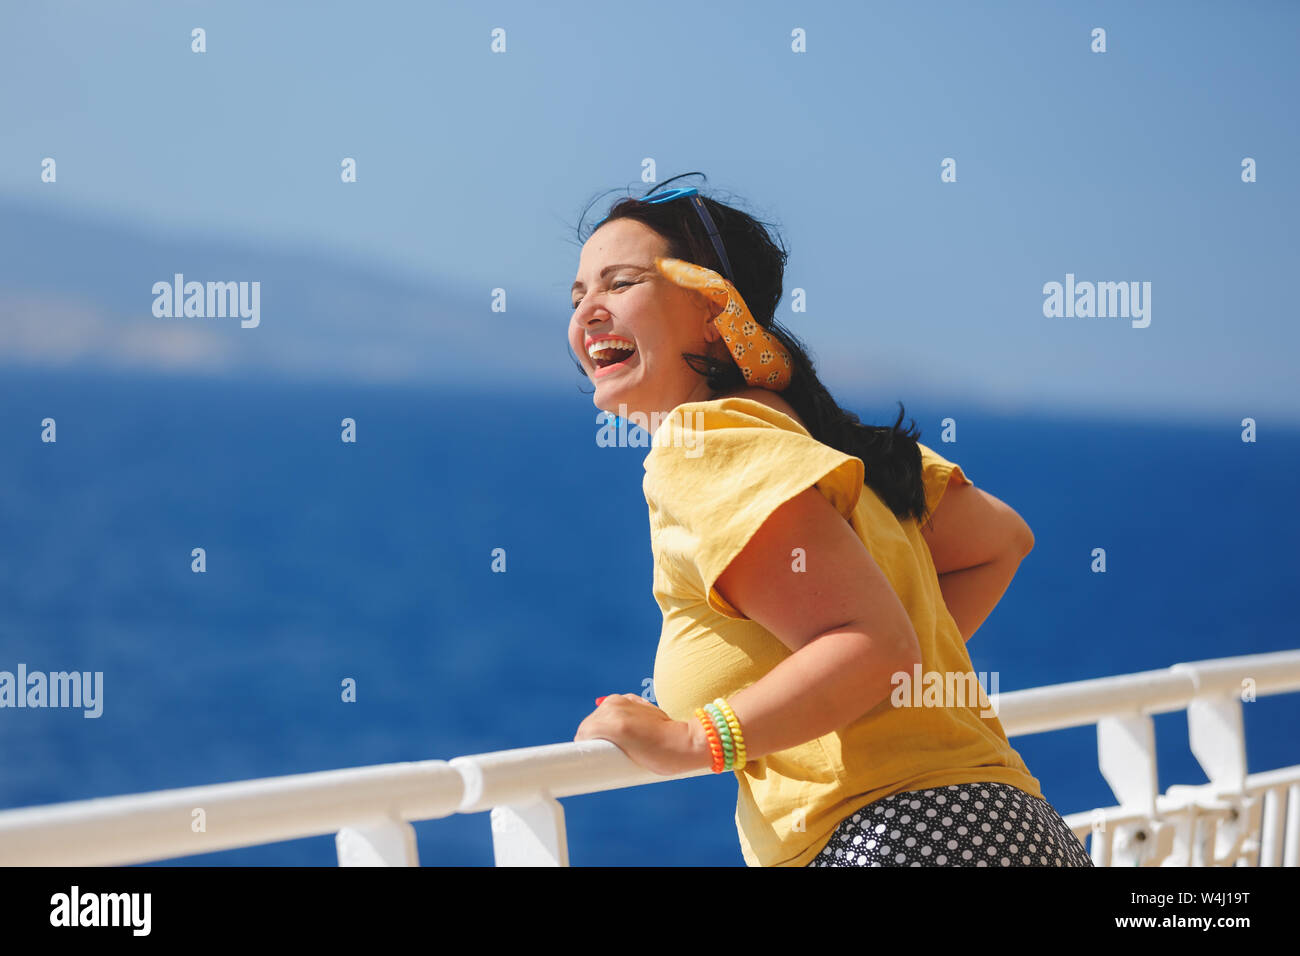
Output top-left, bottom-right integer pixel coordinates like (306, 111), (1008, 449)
(0, 197), (576, 387)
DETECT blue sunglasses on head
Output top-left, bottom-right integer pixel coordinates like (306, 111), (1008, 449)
(599, 186), (735, 284)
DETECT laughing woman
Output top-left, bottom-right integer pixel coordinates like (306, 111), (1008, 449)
(570, 173), (1092, 868)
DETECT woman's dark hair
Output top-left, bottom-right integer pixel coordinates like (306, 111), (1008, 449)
(572, 172), (931, 527)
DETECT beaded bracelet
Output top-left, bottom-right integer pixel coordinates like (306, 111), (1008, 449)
(694, 698), (748, 773)
(694, 706), (725, 772)
(704, 703), (734, 768)
(713, 697), (747, 771)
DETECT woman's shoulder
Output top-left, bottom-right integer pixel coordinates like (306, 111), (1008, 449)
(645, 389), (818, 482)
(710, 388), (808, 432)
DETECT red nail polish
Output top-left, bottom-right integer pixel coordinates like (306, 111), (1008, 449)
(595, 696), (608, 705)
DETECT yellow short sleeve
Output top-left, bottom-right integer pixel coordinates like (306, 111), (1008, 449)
(917, 441), (972, 517)
(642, 398), (864, 620)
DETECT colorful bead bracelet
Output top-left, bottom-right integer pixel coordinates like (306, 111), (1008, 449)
(694, 697), (747, 773)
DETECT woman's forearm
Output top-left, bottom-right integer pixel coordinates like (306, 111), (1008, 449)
(936, 549), (1026, 643)
(701, 625), (921, 765)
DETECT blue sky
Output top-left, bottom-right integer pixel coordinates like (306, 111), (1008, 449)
(2, 0), (1297, 423)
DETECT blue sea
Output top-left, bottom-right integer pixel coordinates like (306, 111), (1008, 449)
(1, 365), (1297, 866)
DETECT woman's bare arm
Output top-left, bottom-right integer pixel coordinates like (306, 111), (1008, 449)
(711, 486), (923, 762)
(701, 477), (1032, 763)
(919, 480), (1034, 643)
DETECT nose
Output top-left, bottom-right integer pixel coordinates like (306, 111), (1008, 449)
(576, 296), (610, 327)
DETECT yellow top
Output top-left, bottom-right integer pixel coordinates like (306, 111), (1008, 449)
(642, 397), (1042, 867)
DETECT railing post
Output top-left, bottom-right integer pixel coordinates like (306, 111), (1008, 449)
(1222, 795), (1263, 866)
(489, 795), (568, 867)
(336, 818), (419, 866)
(1089, 814), (1113, 866)
(1097, 712), (1158, 814)
(1096, 712), (1163, 866)
(1181, 688), (1247, 792)
(1260, 785), (1287, 866)
(1286, 785), (1300, 868)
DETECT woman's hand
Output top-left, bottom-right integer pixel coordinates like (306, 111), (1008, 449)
(574, 694), (713, 776)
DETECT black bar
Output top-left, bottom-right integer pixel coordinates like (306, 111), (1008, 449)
(0, 865), (1280, 941)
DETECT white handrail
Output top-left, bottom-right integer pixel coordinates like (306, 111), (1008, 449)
(991, 649), (1300, 736)
(1, 649), (1297, 866)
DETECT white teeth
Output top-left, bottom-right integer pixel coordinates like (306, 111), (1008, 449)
(587, 337), (636, 360)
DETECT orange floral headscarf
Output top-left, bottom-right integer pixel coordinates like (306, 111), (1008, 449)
(653, 256), (793, 392)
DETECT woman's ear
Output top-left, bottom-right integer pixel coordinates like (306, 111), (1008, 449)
(683, 286), (721, 322)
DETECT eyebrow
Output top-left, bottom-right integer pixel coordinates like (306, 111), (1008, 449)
(570, 263), (650, 295)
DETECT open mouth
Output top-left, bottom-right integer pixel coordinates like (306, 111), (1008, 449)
(588, 337), (637, 376)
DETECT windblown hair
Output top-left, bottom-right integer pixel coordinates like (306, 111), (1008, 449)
(572, 172), (931, 526)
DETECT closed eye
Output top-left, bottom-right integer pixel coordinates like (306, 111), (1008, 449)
(572, 279), (636, 310)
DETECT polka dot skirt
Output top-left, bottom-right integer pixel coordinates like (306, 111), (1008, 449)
(807, 783), (1093, 867)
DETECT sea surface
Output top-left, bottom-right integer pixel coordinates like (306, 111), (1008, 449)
(1, 365), (1297, 866)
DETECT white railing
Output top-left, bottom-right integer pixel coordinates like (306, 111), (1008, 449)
(1, 649), (1297, 867)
